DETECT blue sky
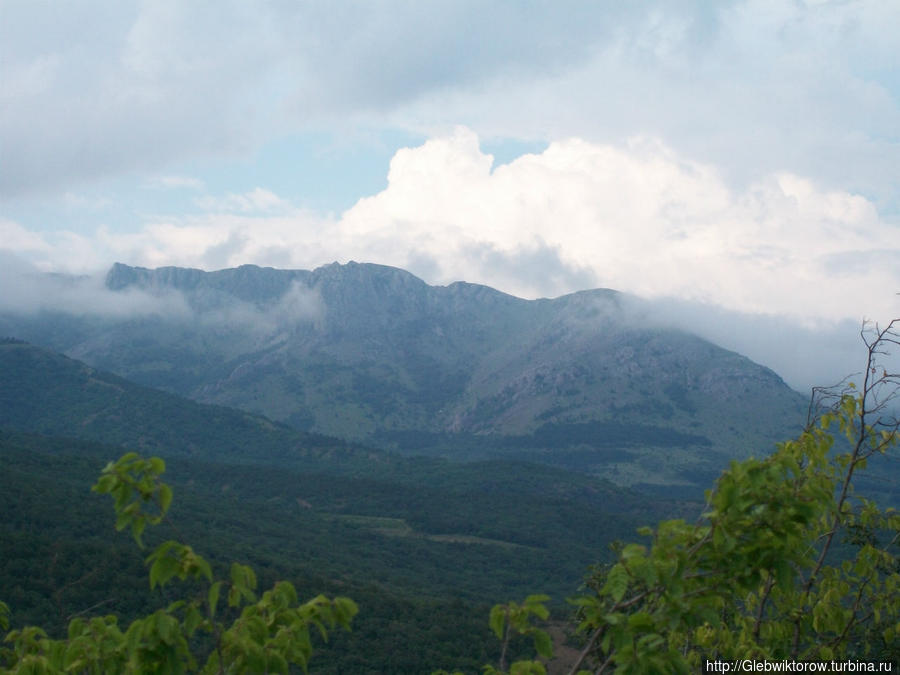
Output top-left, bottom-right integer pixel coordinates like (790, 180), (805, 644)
(1, 0), (899, 387)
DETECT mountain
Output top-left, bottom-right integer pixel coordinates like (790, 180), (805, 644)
(0, 262), (808, 491)
(0, 338), (667, 513)
(0, 337), (360, 466)
(0, 340), (691, 669)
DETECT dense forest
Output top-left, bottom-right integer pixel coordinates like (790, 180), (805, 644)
(0, 429), (662, 672)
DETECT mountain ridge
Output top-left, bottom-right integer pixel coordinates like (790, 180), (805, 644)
(1, 261), (807, 489)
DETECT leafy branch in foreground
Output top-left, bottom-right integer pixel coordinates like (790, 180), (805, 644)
(433, 594), (556, 675)
(440, 319), (899, 675)
(564, 318), (900, 673)
(1, 452), (357, 674)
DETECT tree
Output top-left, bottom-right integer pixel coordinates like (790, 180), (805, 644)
(437, 319), (899, 675)
(559, 319), (900, 673)
(1, 453), (357, 673)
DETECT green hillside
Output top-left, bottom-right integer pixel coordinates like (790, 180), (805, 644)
(0, 341), (696, 671)
(0, 262), (809, 491)
(0, 429), (682, 672)
(0, 338), (372, 467)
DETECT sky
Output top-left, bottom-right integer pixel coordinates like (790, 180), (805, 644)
(1, 0), (899, 390)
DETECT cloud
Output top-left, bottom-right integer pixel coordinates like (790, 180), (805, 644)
(0, 1), (276, 197)
(189, 280), (324, 337)
(145, 175), (205, 191)
(0, 219), (53, 255)
(336, 129), (900, 324)
(2, 0), (898, 213)
(3, 128), (897, 330)
(383, 1), (900, 212)
(453, 241), (598, 301)
(617, 294), (868, 393)
(194, 188), (294, 214)
(0, 252), (191, 319)
(0, 252), (323, 340)
(63, 192), (113, 210)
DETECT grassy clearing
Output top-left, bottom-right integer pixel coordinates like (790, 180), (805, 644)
(324, 514), (529, 548)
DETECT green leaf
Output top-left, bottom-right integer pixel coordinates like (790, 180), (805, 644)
(627, 611), (655, 632)
(115, 510), (131, 532)
(524, 596), (550, 621)
(775, 560), (794, 591)
(208, 581), (222, 619)
(191, 553), (212, 583)
(149, 553), (179, 589)
(602, 564), (629, 603)
(489, 605), (506, 640)
(158, 484), (173, 515)
(532, 628), (553, 658)
(620, 543), (646, 561)
(509, 661), (547, 675)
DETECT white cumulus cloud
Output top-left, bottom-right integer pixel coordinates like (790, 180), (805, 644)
(4, 128), (896, 328)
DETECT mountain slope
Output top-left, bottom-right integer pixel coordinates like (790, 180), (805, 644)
(0, 338), (662, 509)
(0, 262), (809, 488)
(0, 338), (367, 466)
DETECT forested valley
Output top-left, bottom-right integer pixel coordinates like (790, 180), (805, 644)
(0, 338), (695, 672)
